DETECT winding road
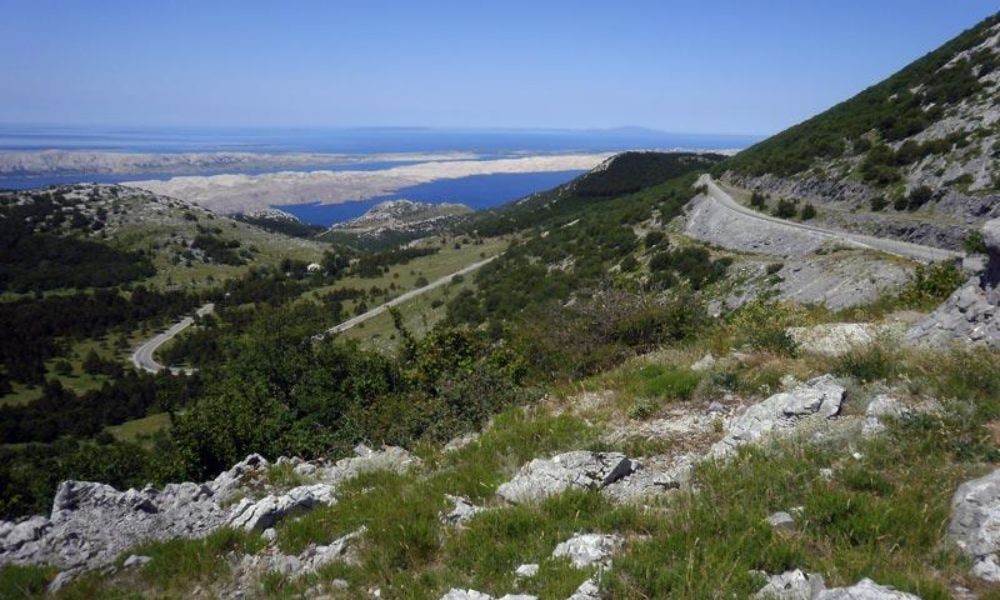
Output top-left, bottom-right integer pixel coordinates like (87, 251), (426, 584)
(699, 174), (964, 264)
(131, 303), (214, 374)
(317, 254), (498, 338)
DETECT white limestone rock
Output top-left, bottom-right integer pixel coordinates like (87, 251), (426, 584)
(551, 533), (624, 568)
(497, 452), (637, 504)
(754, 569), (825, 599)
(711, 375), (845, 457)
(949, 467), (1000, 581)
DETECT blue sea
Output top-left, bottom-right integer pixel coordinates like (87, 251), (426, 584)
(280, 170), (586, 226)
(0, 125), (759, 225)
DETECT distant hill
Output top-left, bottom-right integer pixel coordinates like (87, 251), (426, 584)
(234, 208), (326, 239)
(320, 199), (471, 250)
(0, 184), (329, 293)
(722, 12), (999, 248)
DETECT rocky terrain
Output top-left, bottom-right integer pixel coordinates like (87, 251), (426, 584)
(128, 154), (610, 214)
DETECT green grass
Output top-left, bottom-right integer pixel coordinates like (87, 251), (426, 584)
(105, 412), (172, 442)
(51, 528), (266, 599)
(0, 565), (57, 600)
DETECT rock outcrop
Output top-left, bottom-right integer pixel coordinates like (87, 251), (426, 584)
(497, 452), (637, 504)
(948, 467), (1000, 581)
(0, 445), (419, 574)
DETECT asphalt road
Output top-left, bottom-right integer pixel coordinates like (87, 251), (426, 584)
(700, 174), (964, 264)
(317, 254), (498, 338)
(131, 303), (214, 374)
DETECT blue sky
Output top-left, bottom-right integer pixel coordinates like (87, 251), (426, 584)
(0, 1), (996, 135)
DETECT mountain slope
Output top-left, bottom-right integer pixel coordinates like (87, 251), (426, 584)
(722, 13), (1000, 248)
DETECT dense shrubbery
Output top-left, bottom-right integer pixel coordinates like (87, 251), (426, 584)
(509, 289), (710, 380)
(191, 233), (245, 266)
(648, 246), (732, 291)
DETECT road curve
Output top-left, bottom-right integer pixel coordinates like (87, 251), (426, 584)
(699, 174), (963, 264)
(317, 255), (498, 338)
(131, 303), (215, 374)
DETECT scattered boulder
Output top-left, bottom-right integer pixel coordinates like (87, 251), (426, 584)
(441, 495), (485, 526)
(691, 353), (716, 372)
(711, 375), (845, 457)
(863, 395), (909, 436)
(948, 467), (1000, 581)
(551, 533), (624, 568)
(816, 579), (920, 599)
(603, 453), (695, 503)
(444, 432), (481, 453)
(439, 590), (537, 600)
(786, 323), (890, 357)
(514, 563), (539, 578)
(766, 511), (796, 531)
(754, 569), (825, 599)
(754, 571), (919, 599)
(122, 554), (151, 568)
(497, 452), (637, 504)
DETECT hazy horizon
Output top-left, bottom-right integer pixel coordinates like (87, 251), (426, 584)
(2, 1), (998, 136)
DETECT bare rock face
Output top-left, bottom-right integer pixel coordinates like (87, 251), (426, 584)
(496, 452), (638, 504)
(711, 375), (845, 458)
(949, 467), (1000, 581)
(909, 218), (1000, 347)
(0, 479), (227, 571)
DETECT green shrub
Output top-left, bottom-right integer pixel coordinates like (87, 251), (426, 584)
(963, 230), (987, 254)
(773, 199), (798, 219)
(906, 186), (934, 211)
(869, 196), (889, 211)
(895, 262), (966, 309)
(728, 300), (802, 356)
(800, 203), (817, 220)
(832, 343), (897, 383)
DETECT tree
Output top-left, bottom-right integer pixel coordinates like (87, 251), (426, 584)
(800, 204), (817, 220)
